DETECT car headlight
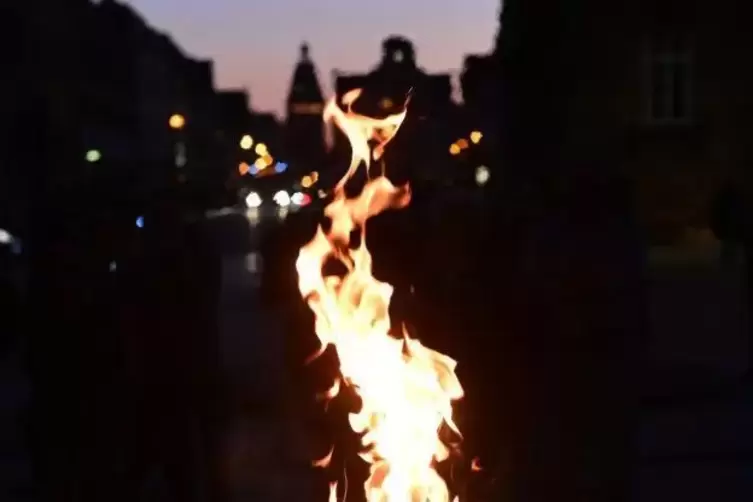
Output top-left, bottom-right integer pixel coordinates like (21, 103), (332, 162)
(245, 191), (262, 208)
(273, 190), (290, 207)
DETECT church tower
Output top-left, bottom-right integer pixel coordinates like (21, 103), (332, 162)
(285, 43), (326, 175)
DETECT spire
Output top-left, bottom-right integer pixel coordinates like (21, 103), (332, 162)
(287, 42), (324, 112)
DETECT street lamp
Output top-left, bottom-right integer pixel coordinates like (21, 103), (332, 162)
(254, 143), (268, 156)
(169, 114), (186, 130)
(169, 113), (187, 168)
(475, 165), (490, 186)
(240, 134), (254, 150)
(254, 157), (268, 171)
(85, 149), (101, 163)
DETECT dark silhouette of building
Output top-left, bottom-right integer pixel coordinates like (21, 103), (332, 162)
(78, 0), (222, 199)
(216, 90), (284, 197)
(487, 2), (753, 499)
(494, 0), (752, 244)
(460, 53), (498, 145)
(284, 43), (327, 177)
(334, 36), (459, 184)
(5, 3), (226, 501)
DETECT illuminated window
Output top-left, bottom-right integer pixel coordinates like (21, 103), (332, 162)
(379, 98), (394, 109)
(291, 103), (324, 115)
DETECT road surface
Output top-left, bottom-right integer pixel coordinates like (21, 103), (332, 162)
(208, 207), (753, 502)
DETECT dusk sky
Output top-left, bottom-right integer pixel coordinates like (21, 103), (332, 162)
(124, 0), (500, 117)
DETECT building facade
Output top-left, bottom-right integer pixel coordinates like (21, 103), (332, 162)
(496, 0), (753, 243)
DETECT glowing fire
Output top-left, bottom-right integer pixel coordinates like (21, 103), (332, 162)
(295, 89), (464, 501)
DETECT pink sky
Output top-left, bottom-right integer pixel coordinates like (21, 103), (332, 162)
(125, 0), (499, 117)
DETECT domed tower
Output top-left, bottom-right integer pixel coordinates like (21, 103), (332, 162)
(285, 43), (326, 175)
(381, 36), (417, 68)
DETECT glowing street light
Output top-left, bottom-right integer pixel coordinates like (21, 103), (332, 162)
(245, 191), (262, 208)
(301, 175), (313, 188)
(470, 130), (483, 144)
(449, 143), (461, 155)
(475, 165), (490, 186)
(273, 190), (291, 207)
(169, 114), (186, 130)
(0, 228), (12, 244)
(85, 149), (101, 163)
(254, 157), (268, 171)
(240, 134), (254, 150)
(254, 142), (268, 156)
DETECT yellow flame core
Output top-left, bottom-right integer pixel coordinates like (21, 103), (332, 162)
(296, 90), (464, 502)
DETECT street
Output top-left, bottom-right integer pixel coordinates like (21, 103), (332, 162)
(209, 208), (753, 501)
(0, 208), (750, 501)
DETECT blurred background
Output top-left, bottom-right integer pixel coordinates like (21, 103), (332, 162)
(1, 0), (752, 501)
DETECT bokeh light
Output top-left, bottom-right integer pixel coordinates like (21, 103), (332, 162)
(169, 114), (185, 130)
(245, 191), (262, 208)
(86, 149), (101, 163)
(240, 134), (254, 150)
(475, 165), (490, 186)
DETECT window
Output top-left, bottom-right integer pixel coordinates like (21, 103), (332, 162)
(291, 102), (324, 115)
(647, 36), (692, 124)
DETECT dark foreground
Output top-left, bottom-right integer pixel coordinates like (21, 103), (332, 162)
(2, 199), (751, 501)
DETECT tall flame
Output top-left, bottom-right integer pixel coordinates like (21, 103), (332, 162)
(296, 90), (464, 501)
